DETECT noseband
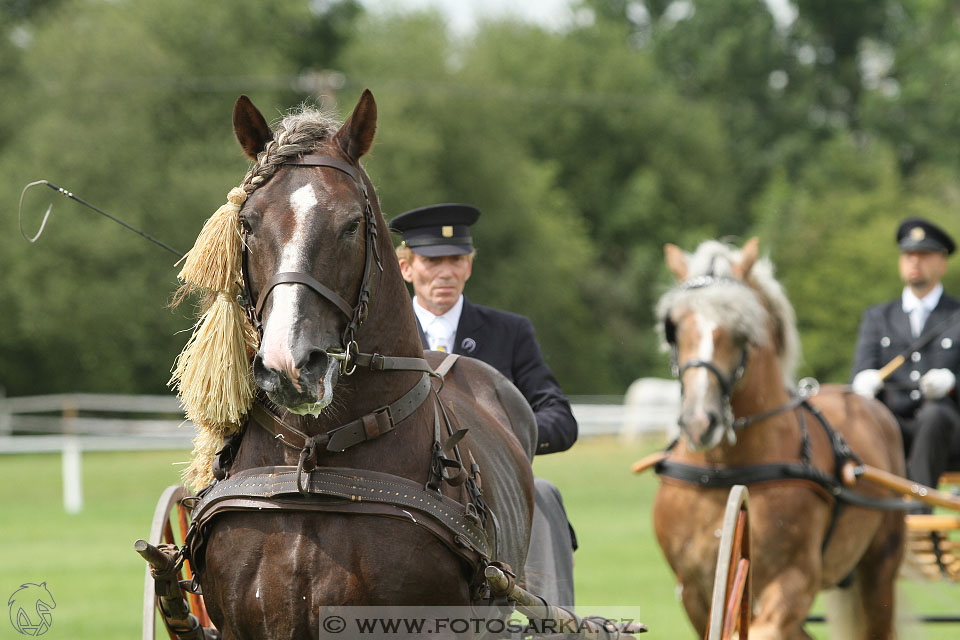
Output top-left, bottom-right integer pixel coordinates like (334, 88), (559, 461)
(241, 154), (383, 376)
(675, 350), (748, 401)
(668, 274), (750, 405)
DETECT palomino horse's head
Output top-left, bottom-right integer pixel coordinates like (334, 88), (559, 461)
(233, 91), (380, 414)
(656, 238), (799, 450)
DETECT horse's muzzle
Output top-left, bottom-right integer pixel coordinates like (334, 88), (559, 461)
(679, 409), (727, 451)
(253, 347), (331, 409)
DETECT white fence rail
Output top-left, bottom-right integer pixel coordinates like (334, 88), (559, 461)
(0, 381), (681, 454)
(0, 385), (681, 513)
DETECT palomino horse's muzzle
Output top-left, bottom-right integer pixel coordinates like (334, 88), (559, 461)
(674, 349), (748, 449)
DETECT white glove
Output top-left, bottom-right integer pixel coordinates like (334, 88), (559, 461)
(852, 369), (883, 398)
(919, 368), (956, 400)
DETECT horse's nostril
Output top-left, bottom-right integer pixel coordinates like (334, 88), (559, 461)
(708, 412), (720, 430)
(252, 354), (280, 392)
(299, 348), (329, 379)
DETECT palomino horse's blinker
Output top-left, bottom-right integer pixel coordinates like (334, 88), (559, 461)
(241, 154), (383, 377)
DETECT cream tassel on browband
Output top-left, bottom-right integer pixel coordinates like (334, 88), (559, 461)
(170, 185), (258, 490)
(171, 290), (254, 426)
(177, 187), (247, 292)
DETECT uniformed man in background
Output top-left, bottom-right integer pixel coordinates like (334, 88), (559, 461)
(851, 217), (960, 500)
(392, 203), (578, 605)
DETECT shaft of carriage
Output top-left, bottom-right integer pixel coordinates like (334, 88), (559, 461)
(841, 461), (960, 510)
(483, 565), (647, 638)
(135, 539), (218, 640)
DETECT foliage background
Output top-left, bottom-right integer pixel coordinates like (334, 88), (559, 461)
(3, 0), (960, 397)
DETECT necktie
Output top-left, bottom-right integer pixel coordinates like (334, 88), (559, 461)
(910, 305), (928, 337)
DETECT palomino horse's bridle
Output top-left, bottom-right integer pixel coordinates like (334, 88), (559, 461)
(666, 275), (749, 409)
(665, 274), (820, 432)
(240, 154), (383, 376)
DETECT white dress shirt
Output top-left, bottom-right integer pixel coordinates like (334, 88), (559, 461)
(412, 295), (464, 352)
(902, 283), (943, 337)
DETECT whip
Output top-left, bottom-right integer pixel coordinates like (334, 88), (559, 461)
(19, 179), (184, 258)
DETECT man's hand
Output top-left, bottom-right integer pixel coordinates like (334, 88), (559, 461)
(919, 368), (956, 399)
(852, 369), (884, 398)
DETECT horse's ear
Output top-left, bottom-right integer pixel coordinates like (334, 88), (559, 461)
(664, 243), (688, 281)
(734, 236), (760, 280)
(233, 95), (272, 160)
(334, 89), (377, 162)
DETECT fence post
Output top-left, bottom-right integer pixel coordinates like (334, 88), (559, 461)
(0, 385), (9, 436)
(62, 397), (83, 514)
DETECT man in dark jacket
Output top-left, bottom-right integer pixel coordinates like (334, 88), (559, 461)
(392, 203), (578, 605)
(851, 217), (960, 495)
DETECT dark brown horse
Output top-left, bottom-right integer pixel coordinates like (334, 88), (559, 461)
(653, 238), (905, 639)
(198, 91), (536, 638)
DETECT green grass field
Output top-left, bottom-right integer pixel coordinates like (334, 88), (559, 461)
(1, 438), (957, 638)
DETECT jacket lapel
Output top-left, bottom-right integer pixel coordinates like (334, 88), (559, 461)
(917, 295), (960, 344)
(888, 300), (913, 344)
(453, 297), (483, 355)
(414, 317), (428, 350)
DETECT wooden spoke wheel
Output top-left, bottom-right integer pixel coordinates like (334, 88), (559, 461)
(707, 485), (751, 640)
(143, 485), (213, 640)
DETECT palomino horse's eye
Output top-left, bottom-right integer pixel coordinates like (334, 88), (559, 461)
(664, 318), (677, 345)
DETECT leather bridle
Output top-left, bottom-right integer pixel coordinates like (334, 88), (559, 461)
(675, 350), (748, 403)
(666, 274), (750, 403)
(240, 154), (383, 376)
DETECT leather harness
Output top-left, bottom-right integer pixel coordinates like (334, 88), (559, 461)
(659, 274), (918, 553)
(178, 154), (500, 596)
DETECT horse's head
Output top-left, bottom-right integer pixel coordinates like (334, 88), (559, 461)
(657, 237), (799, 450)
(233, 91), (379, 414)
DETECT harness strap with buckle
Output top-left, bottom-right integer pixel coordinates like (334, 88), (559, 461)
(250, 372), (433, 455)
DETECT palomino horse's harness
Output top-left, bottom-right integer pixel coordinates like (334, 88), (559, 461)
(658, 274), (914, 552)
(180, 155), (502, 598)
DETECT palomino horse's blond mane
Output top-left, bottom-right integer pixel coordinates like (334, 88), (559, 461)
(656, 239), (800, 385)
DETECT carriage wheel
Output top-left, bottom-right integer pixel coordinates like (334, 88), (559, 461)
(142, 485), (213, 640)
(706, 485), (751, 640)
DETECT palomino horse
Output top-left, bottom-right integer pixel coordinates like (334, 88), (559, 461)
(653, 238), (905, 639)
(193, 91), (536, 638)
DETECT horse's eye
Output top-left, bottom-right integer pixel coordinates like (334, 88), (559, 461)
(344, 219), (361, 237)
(239, 217), (253, 234)
(664, 318), (677, 345)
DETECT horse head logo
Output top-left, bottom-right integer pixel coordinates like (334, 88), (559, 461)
(7, 582), (56, 636)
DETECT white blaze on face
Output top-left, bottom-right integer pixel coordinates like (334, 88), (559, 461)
(258, 183), (318, 385)
(692, 313), (717, 416)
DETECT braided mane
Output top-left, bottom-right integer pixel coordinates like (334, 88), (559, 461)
(238, 108), (341, 197)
